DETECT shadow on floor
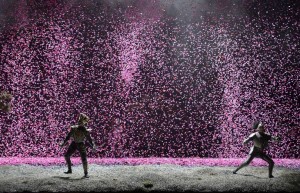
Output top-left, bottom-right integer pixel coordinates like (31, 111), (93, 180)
(52, 176), (86, 181)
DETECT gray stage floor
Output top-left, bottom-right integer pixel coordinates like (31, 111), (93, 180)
(0, 164), (299, 192)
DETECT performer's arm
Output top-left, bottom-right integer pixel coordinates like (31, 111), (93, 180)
(61, 128), (73, 147)
(85, 131), (95, 148)
(243, 133), (255, 145)
(264, 133), (280, 142)
(271, 135), (281, 142)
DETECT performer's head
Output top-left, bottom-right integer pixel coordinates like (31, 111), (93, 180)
(78, 113), (90, 126)
(255, 122), (265, 133)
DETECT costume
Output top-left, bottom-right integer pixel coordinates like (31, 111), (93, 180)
(233, 129), (276, 178)
(61, 114), (95, 178)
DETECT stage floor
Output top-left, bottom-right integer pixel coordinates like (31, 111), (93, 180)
(0, 161), (299, 192)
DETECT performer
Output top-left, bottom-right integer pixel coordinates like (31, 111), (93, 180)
(60, 113), (95, 178)
(233, 121), (280, 178)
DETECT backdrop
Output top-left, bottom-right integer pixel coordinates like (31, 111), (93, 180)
(0, 0), (299, 158)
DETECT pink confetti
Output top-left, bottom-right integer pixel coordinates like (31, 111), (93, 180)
(0, 0), (298, 161)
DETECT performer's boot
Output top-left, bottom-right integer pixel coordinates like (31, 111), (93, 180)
(233, 164), (243, 174)
(82, 160), (89, 178)
(233, 155), (254, 174)
(233, 169), (238, 174)
(268, 161), (274, 178)
(233, 161), (250, 174)
(64, 155), (72, 174)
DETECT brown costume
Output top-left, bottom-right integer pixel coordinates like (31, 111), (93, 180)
(61, 113), (95, 178)
(233, 122), (279, 178)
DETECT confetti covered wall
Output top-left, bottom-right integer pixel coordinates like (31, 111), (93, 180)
(0, 0), (299, 158)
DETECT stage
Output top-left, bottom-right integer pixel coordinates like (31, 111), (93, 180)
(0, 158), (299, 192)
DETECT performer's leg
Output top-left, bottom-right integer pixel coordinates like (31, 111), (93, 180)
(260, 153), (274, 178)
(233, 155), (255, 174)
(78, 143), (89, 178)
(64, 142), (76, 173)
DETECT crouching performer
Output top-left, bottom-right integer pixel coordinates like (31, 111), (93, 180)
(60, 113), (95, 178)
(233, 121), (280, 178)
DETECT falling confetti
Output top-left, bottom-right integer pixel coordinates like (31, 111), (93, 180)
(0, 0), (299, 159)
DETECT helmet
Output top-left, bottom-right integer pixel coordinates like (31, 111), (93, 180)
(78, 113), (90, 125)
(256, 122), (265, 133)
